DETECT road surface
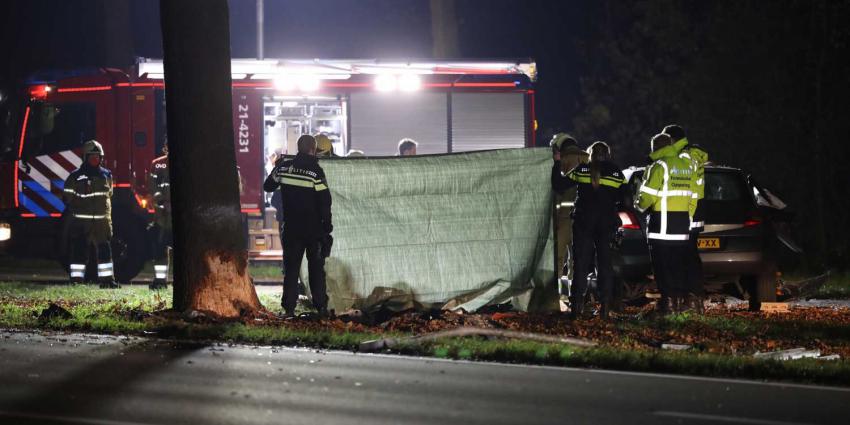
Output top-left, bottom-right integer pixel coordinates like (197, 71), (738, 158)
(0, 330), (848, 425)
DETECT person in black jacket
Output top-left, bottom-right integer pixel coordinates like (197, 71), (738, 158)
(552, 141), (626, 319)
(263, 135), (333, 318)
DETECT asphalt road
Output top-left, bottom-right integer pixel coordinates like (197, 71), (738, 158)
(0, 331), (848, 425)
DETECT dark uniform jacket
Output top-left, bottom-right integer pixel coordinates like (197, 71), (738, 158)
(148, 154), (171, 228)
(552, 160), (626, 226)
(62, 163), (113, 240)
(263, 153), (332, 239)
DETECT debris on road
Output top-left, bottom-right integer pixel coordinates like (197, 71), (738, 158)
(754, 348), (822, 361)
(661, 343), (691, 351)
(37, 303), (73, 321)
(760, 302), (790, 313)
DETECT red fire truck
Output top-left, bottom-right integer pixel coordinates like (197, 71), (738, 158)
(0, 58), (537, 282)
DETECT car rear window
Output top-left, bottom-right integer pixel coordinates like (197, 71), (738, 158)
(704, 171), (748, 201)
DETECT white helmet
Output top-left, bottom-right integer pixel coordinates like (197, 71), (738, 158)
(83, 139), (104, 157)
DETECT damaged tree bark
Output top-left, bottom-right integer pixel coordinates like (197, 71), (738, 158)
(160, 0), (261, 317)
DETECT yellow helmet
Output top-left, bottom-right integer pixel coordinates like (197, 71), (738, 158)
(315, 134), (333, 156)
(83, 139), (104, 157)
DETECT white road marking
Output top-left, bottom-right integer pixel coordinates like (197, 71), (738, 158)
(654, 411), (819, 425)
(0, 410), (158, 425)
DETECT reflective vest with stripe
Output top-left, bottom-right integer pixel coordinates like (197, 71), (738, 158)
(635, 144), (695, 241)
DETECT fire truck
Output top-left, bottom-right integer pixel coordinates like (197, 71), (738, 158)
(0, 58), (537, 282)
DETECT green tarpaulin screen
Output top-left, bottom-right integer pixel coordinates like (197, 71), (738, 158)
(302, 148), (557, 313)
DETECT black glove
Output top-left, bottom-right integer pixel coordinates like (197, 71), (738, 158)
(321, 234), (333, 258)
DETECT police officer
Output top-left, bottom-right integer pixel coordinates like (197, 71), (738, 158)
(263, 135), (333, 319)
(634, 133), (697, 314)
(552, 141), (626, 320)
(62, 140), (118, 288)
(550, 133), (589, 295)
(147, 146), (171, 290)
(663, 124), (709, 313)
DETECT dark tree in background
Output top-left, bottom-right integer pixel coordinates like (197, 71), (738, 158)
(571, 0), (850, 266)
(160, 0), (262, 317)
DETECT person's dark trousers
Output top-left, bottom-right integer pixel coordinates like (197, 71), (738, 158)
(281, 232), (328, 314)
(571, 219), (615, 313)
(650, 240), (689, 305)
(277, 221), (286, 276)
(686, 231), (704, 297)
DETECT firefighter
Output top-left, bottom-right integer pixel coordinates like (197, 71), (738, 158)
(263, 135), (333, 319)
(147, 146), (171, 290)
(663, 124), (709, 313)
(62, 140), (118, 288)
(398, 138), (418, 156)
(550, 133), (589, 295)
(315, 134), (337, 158)
(634, 133), (697, 314)
(552, 141), (626, 320)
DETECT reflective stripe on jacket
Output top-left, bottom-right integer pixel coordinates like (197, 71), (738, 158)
(635, 140), (696, 241)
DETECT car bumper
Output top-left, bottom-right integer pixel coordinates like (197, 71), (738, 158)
(700, 250), (764, 275)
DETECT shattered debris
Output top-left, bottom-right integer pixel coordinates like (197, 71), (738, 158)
(38, 303), (73, 321)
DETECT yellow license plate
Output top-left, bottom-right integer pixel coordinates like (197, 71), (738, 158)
(697, 238), (721, 249)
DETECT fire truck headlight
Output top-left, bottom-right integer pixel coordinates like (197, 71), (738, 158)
(296, 76), (320, 92)
(273, 76), (296, 92)
(398, 75), (421, 92)
(374, 74), (398, 92)
(0, 222), (11, 241)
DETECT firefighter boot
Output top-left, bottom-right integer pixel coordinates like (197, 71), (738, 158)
(568, 296), (584, 320)
(99, 279), (120, 289)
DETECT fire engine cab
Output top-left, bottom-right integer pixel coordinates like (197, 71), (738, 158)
(0, 58), (537, 282)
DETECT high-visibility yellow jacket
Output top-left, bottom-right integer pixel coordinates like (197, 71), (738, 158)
(634, 140), (696, 241)
(678, 141), (709, 232)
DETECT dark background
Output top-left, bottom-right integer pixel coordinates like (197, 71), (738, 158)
(1, 0), (848, 267)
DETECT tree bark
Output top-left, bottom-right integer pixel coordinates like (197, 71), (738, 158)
(430, 0), (460, 58)
(160, 0), (261, 318)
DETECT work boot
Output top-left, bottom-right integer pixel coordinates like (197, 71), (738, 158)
(599, 302), (610, 321)
(149, 279), (167, 290)
(686, 293), (705, 314)
(99, 280), (120, 289)
(655, 296), (674, 316)
(317, 307), (331, 320)
(568, 297), (584, 320)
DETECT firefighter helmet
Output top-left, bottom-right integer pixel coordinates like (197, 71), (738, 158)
(315, 134), (333, 156)
(549, 133), (577, 151)
(83, 140), (105, 157)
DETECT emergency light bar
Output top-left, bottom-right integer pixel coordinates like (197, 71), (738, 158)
(136, 58), (537, 82)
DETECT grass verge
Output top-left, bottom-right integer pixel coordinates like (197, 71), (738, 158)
(2, 282), (849, 387)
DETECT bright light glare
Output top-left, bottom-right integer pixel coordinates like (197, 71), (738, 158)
(374, 74), (397, 92)
(273, 76), (295, 91)
(398, 74), (421, 92)
(296, 76), (320, 92)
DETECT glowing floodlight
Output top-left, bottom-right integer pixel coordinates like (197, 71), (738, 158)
(296, 76), (320, 92)
(398, 74), (422, 92)
(273, 75), (296, 91)
(374, 74), (397, 92)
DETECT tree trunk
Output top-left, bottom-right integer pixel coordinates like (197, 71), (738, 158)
(430, 0), (460, 58)
(160, 0), (262, 318)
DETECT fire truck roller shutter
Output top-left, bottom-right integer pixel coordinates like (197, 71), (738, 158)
(349, 92), (447, 156)
(452, 93), (526, 151)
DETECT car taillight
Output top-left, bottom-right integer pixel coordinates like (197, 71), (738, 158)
(619, 211), (640, 230)
(744, 215), (762, 227)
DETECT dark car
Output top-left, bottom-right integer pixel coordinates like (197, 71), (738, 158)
(614, 165), (784, 310)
